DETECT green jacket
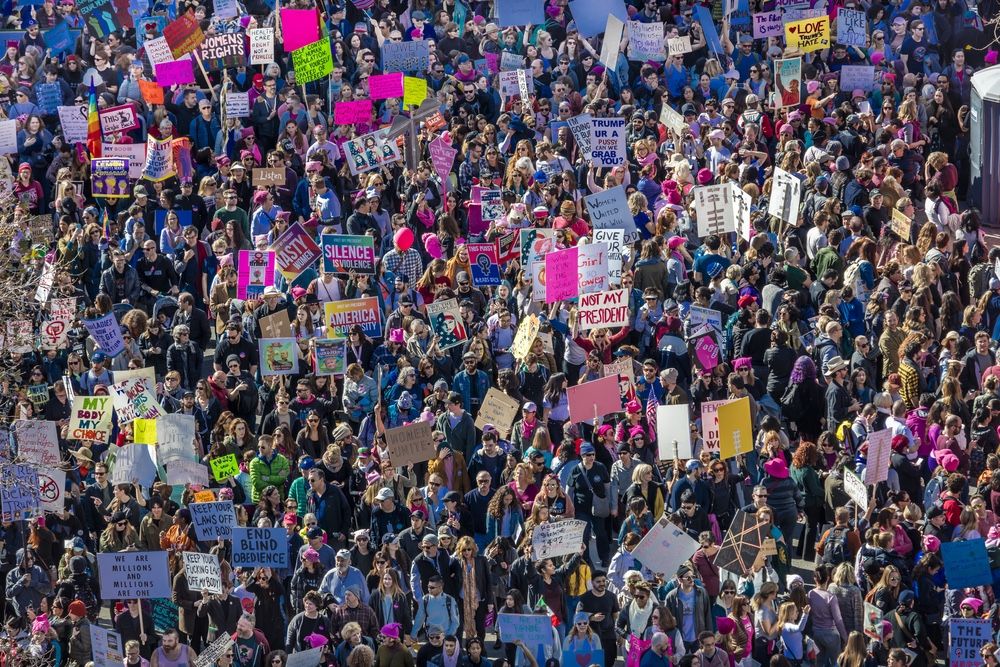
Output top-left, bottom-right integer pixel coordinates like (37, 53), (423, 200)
(248, 452), (290, 502)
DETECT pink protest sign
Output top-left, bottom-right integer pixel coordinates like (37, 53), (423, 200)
(154, 59), (195, 86)
(691, 331), (720, 370)
(334, 100), (373, 125)
(428, 137), (456, 190)
(544, 246), (579, 303)
(280, 9), (320, 52)
(369, 73), (403, 100)
(236, 250), (276, 300)
(567, 374), (623, 422)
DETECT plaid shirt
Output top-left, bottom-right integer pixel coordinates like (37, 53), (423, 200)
(332, 602), (379, 639)
(383, 248), (424, 285)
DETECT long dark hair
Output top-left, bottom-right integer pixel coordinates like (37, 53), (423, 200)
(542, 372), (567, 405)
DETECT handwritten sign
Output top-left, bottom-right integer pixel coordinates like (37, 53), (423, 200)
(209, 454), (239, 482)
(531, 519), (587, 560)
(110, 377), (163, 425)
(631, 516), (700, 575)
(836, 8), (867, 46)
(58, 104), (88, 143)
(384, 421), (436, 468)
(182, 551), (222, 594)
(197, 32), (244, 70)
(940, 538), (992, 589)
(667, 35), (692, 55)
(578, 288), (628, 330)
(14, 420), (60, 468)
(863, 429), (891, 483)
(292, 38), (333, 85)
(69, 396), (113, 442)
(226, 91), (249, 118)
(844, 468), (868, 512)
(497, 614), (555, 648)
(590, 117), (626, 167)
(97, 551), (172, 599)
(786, 15), (829, 52)
(474, 388), (521, 438)
(189, 500), (237, 540)
(1, 464), (40, 521)
(753, 11), (784, 38)
(248, 28), (274, 65)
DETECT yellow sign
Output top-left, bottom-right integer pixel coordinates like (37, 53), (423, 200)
(891, 208), (911, 241)
(717, 397), (753, 460)
(209, 453), (240, 482)
(510, 314), (540, 360)
(133, 418), (157, 444)
(785, 16), (830, 53)
(403, 76), (427, 107)
(193, 489), (216, 502)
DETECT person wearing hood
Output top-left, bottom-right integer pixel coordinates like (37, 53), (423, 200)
(5, 547), (51, 618)
(762, 456), (804, 547)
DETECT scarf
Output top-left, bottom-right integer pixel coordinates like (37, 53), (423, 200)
(629, 600), (654, 636)
(521, 418), (536, 440)
(462, 559), (478, 640)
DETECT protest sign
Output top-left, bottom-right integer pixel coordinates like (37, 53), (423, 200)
(14, 420), (59, 468)
(599, 15), (625, 70)
(4, 320), (31, 354)
(252, 167), (284, 186)
(700, 399), (727, 454)
(370, 73), (404, 99)
(578, 289), (629, 330)
(891, 208), (912, 240)
(593, 229), (624, 285)
(83, 313), (126, 357)
(768, 167), (802, 224)
(497, 70), (534, 98)
(324, 297), (382, 337)
(163, 10), (204, 58)
(151, 598), (179, 633)
(34, 259), (55, 304)
(578, 243), (609, 294)
(531, 263), (546, 302)
(0, 120), (15, 156)
(270, 222), (321, 281)
(58, 105), (88, 143)
(182, 552), (222, 594)
(27, 384), (49, 409)
(590, 118), (626, 167)
(226, 92), (249, 118)
(429, 137), (457, 186)
(511, 314), (540, 360)
(231, 527), (289, 568)
(97, 551), (172, 598)
(209, 454), (240, 483)
(544, 247), (579, 303)
(280, 9), (319, 52)
(144, 36), (174, 66)
(165, 458), (210, 487)
(38, 468), (65, 513)
(292, 39), (333, 85)
(520, 228), (555, 269)
(863, 603), (882, 640)
(567, 375), (622, 422)
(496, 231), (520, 265)
(566, 113), (592, 160)
(426, 298), (467, 351)
(844, 468), (868, 512)
(313, 338), (347, 376)
(732, 183), (754, 242)
(99, 103), (139, 136)
(197, 32), (244, 69)
(102, 143), (146, 179)
(497, 613), (555, 648)
(568, 0), (628, 36)
(91, 158), (130, 199)
(69, 396), (113, 442)
(656, 404), (693, 460)
(110, 377), (163, 424)
(839, 65), (876, 92)
(693, 184), (736, 237)
(381, 40), (430, 73)
(109, 442), (157, 487)
(321, 234), (376, 274)
(1, 464), (40, 521)
(531, 519), (587, 560)
(334, 100), (373, 125)
(195, 637), (235, 667)
(717, 397), (752, 460)
(786, 15), (829, 52)
(385, 422), (436, 468)
(480, 188), (504, 221)
(248, 28), (274, 65)
(474, 388), (521, 438)
(499, 50), (526, 71)
(627, 21), (665, 61)
(286, 648), (324, 667)
(631, 516), (700, 575)
(863, 429), (891, 483)
(259, 311), (293, 340)
(584, 186), (638, 240)
(667, 36), (692, 56)
(344, 128), (401, 175)
(775, 58), (803, 108)
(156, 413), (198, 466)
(836, 8), (867, 46)
(714, 510), (768, 574)
(496, 0), (544, 26)
(753, 11), (784, 38)
(190, 500), (237, 540)
(950, 618), (992, 667)
(89, 625), (124, 667)
(142, 135), (176, 182)
(138, 79), (164, 105)
(237, 250), (276, 300)
(214, 0), (238, 17)
(35, 82), (62, 114)
(258, 338), (299, 377)
(689, 306), (724, 336)
(403, 76), (427, 106)
(133, 419), (156, 445)
(940, 539), (992, 588)
(659, 103), (687, 138)
(468, 242), (501, 287)
(155, 59), (195, 87)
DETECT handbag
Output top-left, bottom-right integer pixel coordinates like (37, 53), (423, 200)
(580, 465), (611, 518)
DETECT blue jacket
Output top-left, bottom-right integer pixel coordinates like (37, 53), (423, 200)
(292, 177), (336, 222)
(451, 370), (491, 418)
(189, 114), (221, 152)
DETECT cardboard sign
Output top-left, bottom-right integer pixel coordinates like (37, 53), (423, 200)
(189, 500), (237, 540)
(775, 57), (803, 109)
(248, 28), (274, 65)
(593, 229), (624, 284)
(599, 15), (625, 70)
(700, 399), (727, 455)
(786, 15), (830, 52)
(253, 167), (285, 186)
(231, 527), (289, 568)
(544, 246), (579, 303)
(578, 289), (629, 330)
(182, 551), (222, 594)
(384, 421), (436, 468)
(324, 297), (382, 338)
(656, 404), (693, 460)
(566, 113), (593, 160)
(97, 551), (172, 599)
(627, 21), (665, 61)
(270, 222), (321, 281)
(950, 618), (992, 667)
(891, 208), (912, 240)
(209, 454), (240, 483)
(99, 103), (139, 136)
(69, 396), (114, 442)
(142, 135), (176, 182)
(14, 420), (60, 468)
(259, 310), (293, 339)
(237, 249), (276, 300)
(717, 397), (752, 460)
(567, 375), (622, 422)
(109, 443), (157, 487)
(693, 184), (736, 237)
(426, 298), (467, 351)
(155, 59), (195, 87)
(155, 413), (198, 466)
(195, 637), (235, 667)
(631, 516), (701, 575)
(590, 117), (626, 167)
(321, 234), (376, 274)
(511, 314), (540, 360)
(474, 388), (521, 438)
(531, 519), (587, 560)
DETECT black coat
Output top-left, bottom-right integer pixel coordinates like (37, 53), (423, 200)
(165, 341), (203, 390)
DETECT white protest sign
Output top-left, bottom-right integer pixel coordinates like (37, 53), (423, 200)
(631, 516), (701, 575)
(656, 404), (693, 460)
(578, 289), (629, 330)
(38, 468), (65, 514)
(590, 117), (626, 167)
(600, 15), (625, 71)
(89, 624), (124, 667)
(593, 228), (624, 285)
(844, 468), (868, 512)
(732, 182), (754, 242)
(531, 519), (587, 560)
(97, 551), (173, 599)
(578, 242), (609, 294)
(226, 92), (249, 118)
(102, 143), (146, 179)
(768, 167), (802, 225)
(154, 413), (198, 466)
(58, 105), (88, 143)
(627, 21), (665, 61)
(566, 113), (592, 161)
(109, 377), (163, 425)
(144, 37), (174, 66)
(166, 459), (211, 487)
(14, 420), (60, 467)
(667, 35), (692, 56)
(692, 184), (736, 237)
(689, 305), (723, 335)
(863, 429), (892, 484)
(194, 637), (235, 667)
(584, 185), (638, 241)
(836, 8), (867, 46)
(182, 551), (222, 594)
(700, 399), (728, 455)
(0, 120), (17, 155)
(110, 443), (158, 488)
(249, 28), (275, 65)
(189, 501), (237, 540)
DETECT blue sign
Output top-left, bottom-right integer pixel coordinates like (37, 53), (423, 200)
(940, 539), (992, 589)
(695, 5), (724, 56)
(231, 527), (289, 569)
(35, 83), (62, 115)
(567, 0), (629, 38)
(496, 0), (544, 28)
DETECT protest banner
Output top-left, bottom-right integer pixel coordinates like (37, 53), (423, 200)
(163, 10), (204, 58)
(497, 614), (556, 648)
(631, 516), (700, 575)
(496, 0), (545, 26)
(97, 551), (172, 599)
(324, 297), (382, 338)
(385, 422), (436, 468)
(950, 618), (992, 667)
(599, 15), (625, 70)
(578, 243), (609, 294)
(864, 429), (891, 483)
(89, 625), (124, 667)
(700, 399), (727, 455)
(592, 229), (624, 285)
(426, 298), (467, 351)
(467, 242), (501, 287)
(693, 184), (736, 237)
(155, 59), (196, 87)
(270, 222), (322, 281)
(91, 158), (130, 199)
(768, 167), (802, 224)
(110, 377), (163, 424)
(231, 527), (289, 568)
(752, 11), (784, 38)
(182, 552), (222, 594)
(252, 167), (285, 186)
(940, 538), (992, 588)
(226, 92), (249, 118)
(836, 7), (867, 46)
(312, 338), (347, 376)
(334, 100), (373, 125)
(656, 404), (693, 460)
(14, 420), (59, 468)
(58, 105), (88, 143)
(166, 459), (210, 487)
(717, 397), (752, 460)
(844, 468), (868, 512)
(190, 500), (237, 540)
(280, 8), (319, 51)
(209, 454), (240, 483)
(69, 396), (113, 442)
(584, 186), (638, 240)
(292, 38), (333, 85)
(474, 388), (522, 438)
(102, 143), (146, 179)
(627, 21), (665, 61)
(775, 58), (803, 108)
(566, 113), (593, 160)
(381, 40), (430, 73)
(138, 79), (164, 105)
(590, 118), (626, 167)
(1, 464), (40, 521)
(142, 135), (176, 182)
(370, 73), (404, 100)
(532, 519), (587, 560)
(578, 289), (629, 330)
(511, 314), (540, 360)
(237, 250), (276, 300)
(83, 312), (126, 357)
(197, 32), (244, 70)
(403, 76), (427, 106)
(259, 338), (300, 376)
(839, 65), (876, 92)
(321, 234), (376, 274)
(38, 468), (65, 513)
(786, 15), (829, 52)
(544, 247), (579, 303)
(99, 103), (139, 136)
(863, 602), (882, 639)
(248, 28), (274, 65)
(567, 375), (622, 422)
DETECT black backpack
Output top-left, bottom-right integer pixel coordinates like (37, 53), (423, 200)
(822, 526), (850, 566)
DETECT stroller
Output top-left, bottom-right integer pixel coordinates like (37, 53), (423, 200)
(152, 295), (180, 331)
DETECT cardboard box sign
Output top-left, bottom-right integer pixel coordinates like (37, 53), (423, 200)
(253, 168), (285, 186)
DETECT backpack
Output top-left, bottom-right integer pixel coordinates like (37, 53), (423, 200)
(821, 526), (850, 566)
(970, 261), (993, 304)
(843, 259), (864, 296)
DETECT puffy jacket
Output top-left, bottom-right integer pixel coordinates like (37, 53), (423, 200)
(248, 451), (290, 502)
(763, 474), (802, 520)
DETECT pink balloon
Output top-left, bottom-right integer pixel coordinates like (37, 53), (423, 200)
(394, 227), (414, 251)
